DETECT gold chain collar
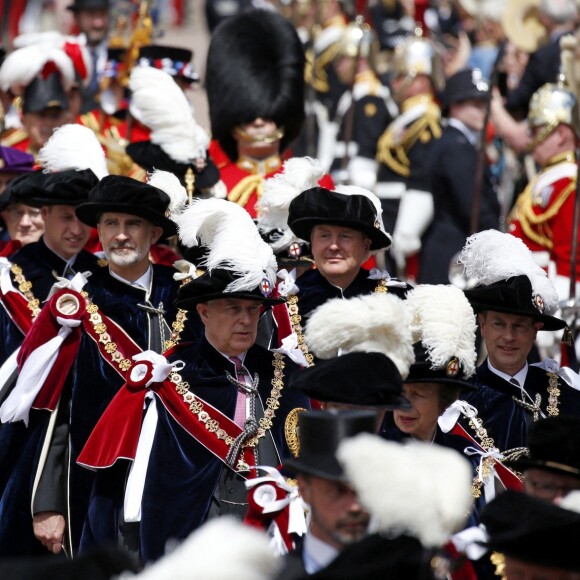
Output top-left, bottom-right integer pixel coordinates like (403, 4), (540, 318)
(10, 264), (41, 320)
(171, 352), (286, 464)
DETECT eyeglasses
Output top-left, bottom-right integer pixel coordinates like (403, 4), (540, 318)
(525, 478), (580, 499)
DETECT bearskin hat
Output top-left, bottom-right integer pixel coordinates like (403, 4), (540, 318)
(205, 9), (305, 162)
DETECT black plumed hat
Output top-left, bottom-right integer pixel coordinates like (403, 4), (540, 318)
(283, 410), (377, 480)
(504, 416), (580, 477)
(125, 142), (219, 192)
(288, 186), (392, 251)
(10, 169), (98, 208)
(289, 352), (411, 410)
(75, 174), (176, 236)
(137, 44), (199, 83)
(464, 275), (566, 330)
(23, 73), (69, 114)
(480, 490), (580, 572)
(205, 9), (305, 161)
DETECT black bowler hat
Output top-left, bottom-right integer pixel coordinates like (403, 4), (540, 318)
(289, 352), (411, 410)
(459, 230), (566, 331)
(283, 410), (377, 480)
(442, 68), (489, 109)
(67, 0), (109, 11)
(76, 175), (176, 236)
(174, 197), (283, 308)
(480, 490), (580, 572)
(9, 169), (98, 208)
(288, 186), (392, 251)
(23, 73), (69, 114)
(137, 45), (199, 84)
(504, 416), (580, 477)
(125, 142), (220, 193)
(464, 275), (566, 330)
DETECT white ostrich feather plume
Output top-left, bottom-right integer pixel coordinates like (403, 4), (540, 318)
(406, 284), (477, 378)
(147, 170), (188, 219)
(131, 519), (280, 580)
(304, 293), (415, 378)
(0, 43), (76, 93)
(129, 66), (209, 163)
(338, 434), (473, 548)
(257, 157), (323, 251)
(458, 230), (559, 314)
(174, 198), (278, 293)
(37, 124), (109, 179)
(560, 490), (580, 514)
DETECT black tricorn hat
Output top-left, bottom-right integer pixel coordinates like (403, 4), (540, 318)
(137, 45), (199, 84)
(464, 275), (566, 331)
(288, 352), (411, 410)
(480, 490), (580, 572)
(9, 169), (98, 208)
(288, 186), (392, 251)
(175, 268), (285, 309)
(504, 416), (580, 477)
(23, 73), (69, 114)
(283, 410), (377, 480)
(75, 175), (176, 236)
(405, 342), (477, 391)
(67, 0), (110, 11)
(125, 142), (220, 192)
(442, 68), (489, 109)
(205, 9), (305, 162)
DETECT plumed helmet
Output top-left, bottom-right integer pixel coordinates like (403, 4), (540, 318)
(391, 27), (445, 92)
(205, 9), (305, 162)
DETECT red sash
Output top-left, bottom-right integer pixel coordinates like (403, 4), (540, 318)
(0, 287), (35, 335)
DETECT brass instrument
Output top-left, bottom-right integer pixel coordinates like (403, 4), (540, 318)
(501, 0), (548, 53)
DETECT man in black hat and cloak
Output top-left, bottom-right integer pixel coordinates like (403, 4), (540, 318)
(0, 170), (187, 558)
(457, 230), (580, 454)
(76, 197), (310, 565)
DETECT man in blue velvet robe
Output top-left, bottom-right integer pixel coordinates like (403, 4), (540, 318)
(0, 174), (188, 558)
(78, 198), (310, 565)
(458, 232), (580, 455)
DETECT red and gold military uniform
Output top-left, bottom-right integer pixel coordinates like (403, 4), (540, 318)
(508, 151), (578, 277)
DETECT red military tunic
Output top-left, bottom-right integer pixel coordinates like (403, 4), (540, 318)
(508, 152), (578, 277)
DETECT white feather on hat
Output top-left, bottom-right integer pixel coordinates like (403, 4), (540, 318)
(458, 229), (559, 314)
(131, 519), (281, 580)
(406, 284), (477, 378)
(37, 124), (109, 179)
(304, 293), (415, 378)
(129, 66), (209, 164)
(257, 156), (323, 252)
(334, 184), (390, 242)
(0, 43), (76, 94)
(338, 434), (473, 548)
(174, 198), (278, 293)
(147, 169), (188, 220)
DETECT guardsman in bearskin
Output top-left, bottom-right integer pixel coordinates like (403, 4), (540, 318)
(75, 197), (309, 565)
(0, 168), (189, 558)
(375, 28), (444, 279)
(326, 18), (398, 190)
(508, 70), (580, 303)
(205, 9), (306, 219)
(457, 230), (580, 456)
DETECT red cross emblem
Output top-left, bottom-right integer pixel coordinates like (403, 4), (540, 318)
(260, 278), (272, 296)
(446, 358), (460, 377)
